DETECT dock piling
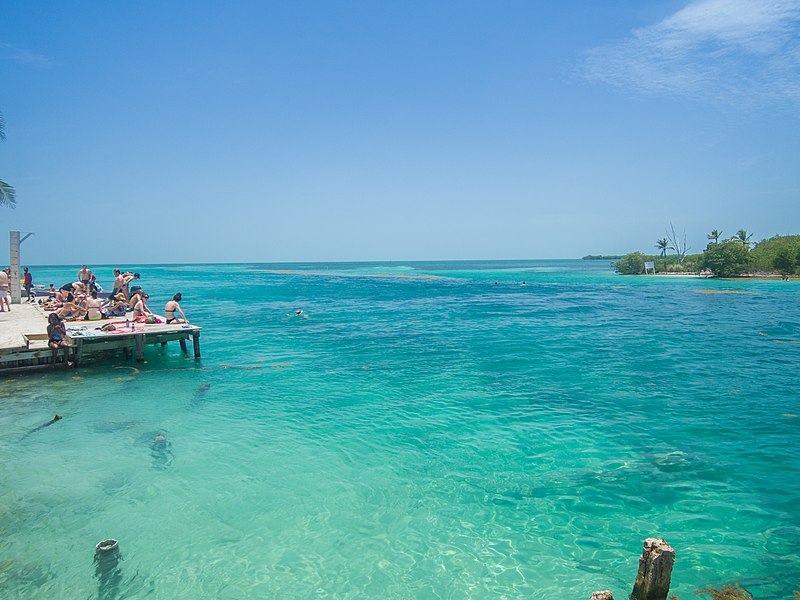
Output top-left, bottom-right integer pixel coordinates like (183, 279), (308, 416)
(179, 338), (188, 353)
(74, 339), (83, 366)
(192, 332), (201, 359)
(134, 334), (145, 363)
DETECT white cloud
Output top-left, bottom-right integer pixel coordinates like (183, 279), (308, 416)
(583, 0), (800, 106)
(0, 43), (53, 68)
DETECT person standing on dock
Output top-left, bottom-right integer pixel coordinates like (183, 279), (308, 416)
(121, 272), (140, 303)
(23, 267), (33, 301)
(110, 269), (124, 299)
(0, 267), (9, 312)
(78, 265), (92, 286)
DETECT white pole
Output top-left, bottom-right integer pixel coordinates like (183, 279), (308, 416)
(9, 230), (21, 304)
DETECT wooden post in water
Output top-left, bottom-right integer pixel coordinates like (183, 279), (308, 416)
(589, 592), (614, 600)
(73, 339), (83, 366)
(134, 334), (145, 363)
(179, 338), (188, 353)
(630, 538), (675, 600)
(192, 332), (201, 359)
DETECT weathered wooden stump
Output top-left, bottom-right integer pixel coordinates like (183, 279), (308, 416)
(590, 591), (614, 600)
(630, 538), (675, 600)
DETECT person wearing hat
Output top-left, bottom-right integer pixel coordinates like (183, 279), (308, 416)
(101, 292), (128, 318)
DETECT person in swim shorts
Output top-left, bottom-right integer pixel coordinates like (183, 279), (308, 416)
(0, 267), (9, 312)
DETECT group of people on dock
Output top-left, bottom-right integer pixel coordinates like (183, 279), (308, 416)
(36, 266), (189, 325)
(31, 265), (190, 367)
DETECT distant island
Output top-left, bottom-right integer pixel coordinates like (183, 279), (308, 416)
(582, 254), (623, 260)
(612, 228), (799, 278)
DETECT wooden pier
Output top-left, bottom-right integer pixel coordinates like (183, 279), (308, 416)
(0, 303), (202, 375)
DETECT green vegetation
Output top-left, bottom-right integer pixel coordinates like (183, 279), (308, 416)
(0, 112), (16, 209)
(613, 227), (800, 277)
(751, 235), (800, 275)
(701, 239), (751, 277)
(655, 238), (669, 272)
(613, 252), (648, 274)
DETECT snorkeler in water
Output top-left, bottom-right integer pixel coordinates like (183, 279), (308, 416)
(150, 433), (174, 470)
(23, 415), (62, 439)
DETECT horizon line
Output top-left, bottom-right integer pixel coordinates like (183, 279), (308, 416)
(13, 257), (605, 269)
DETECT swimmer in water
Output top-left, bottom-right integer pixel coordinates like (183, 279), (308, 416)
(150, 433), (174, 469)
(295, 309), (303, 316)
(23, 415), (62, 439)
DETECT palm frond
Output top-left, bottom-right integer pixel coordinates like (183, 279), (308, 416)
(0, 179), (16, 208)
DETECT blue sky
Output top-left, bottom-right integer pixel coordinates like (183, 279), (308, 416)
(2, 0), (799, 264)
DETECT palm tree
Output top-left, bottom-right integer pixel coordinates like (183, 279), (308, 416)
(707, 229), (722, 244)
(734, 229), (753, 248)
(655, 238), (669, 273)
(0, 112), (15, 209)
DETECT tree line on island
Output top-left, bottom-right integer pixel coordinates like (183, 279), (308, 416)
(614, 225), (800, 277)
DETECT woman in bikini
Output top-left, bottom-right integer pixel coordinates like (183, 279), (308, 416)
(164, 293), (188, 324)
(133, 293), (153, 321)
(85, 290), (104, 321)
(56, 293), (87, 320)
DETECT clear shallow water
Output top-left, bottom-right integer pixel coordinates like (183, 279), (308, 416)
(1, 260), (799, 599)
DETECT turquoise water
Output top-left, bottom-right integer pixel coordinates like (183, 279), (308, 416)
(1, 260), (799, 599)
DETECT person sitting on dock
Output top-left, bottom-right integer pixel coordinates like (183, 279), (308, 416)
(56, 293), (87, 320)
(133, 292), (153, 320)
(164, 293), (188, 324)
(128, 288), (143, 311)
(102, 293), (127, 318)
(86, 290), (104, 321)
(47, 313), (73, 367)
